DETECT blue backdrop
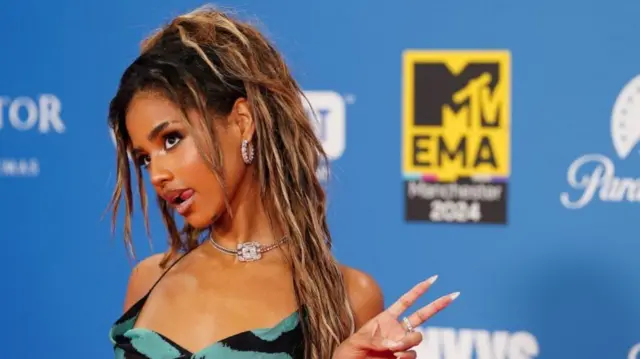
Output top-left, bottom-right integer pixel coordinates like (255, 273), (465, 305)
(1, 1), (639, 358)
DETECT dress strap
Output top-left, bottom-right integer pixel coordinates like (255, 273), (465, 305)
(145, 249), (193, 294)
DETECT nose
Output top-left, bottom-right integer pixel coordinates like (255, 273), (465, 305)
(149, 157), (174, 188)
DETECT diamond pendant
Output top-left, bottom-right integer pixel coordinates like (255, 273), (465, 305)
(236, 241), (263, 262)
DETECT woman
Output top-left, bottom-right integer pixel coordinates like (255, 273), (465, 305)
(107, 5), (459, 359)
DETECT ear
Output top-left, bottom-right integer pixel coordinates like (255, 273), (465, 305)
(230, 98), (255, 141)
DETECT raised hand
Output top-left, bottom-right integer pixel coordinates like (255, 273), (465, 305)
(333, 275), (459, 359)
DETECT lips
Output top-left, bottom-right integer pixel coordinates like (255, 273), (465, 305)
(164, 189), (195, 215)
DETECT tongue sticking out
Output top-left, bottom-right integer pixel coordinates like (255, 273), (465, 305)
(180, 189), (194, 201)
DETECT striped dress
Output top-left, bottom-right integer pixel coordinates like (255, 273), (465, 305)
(109, 254), (305, 359)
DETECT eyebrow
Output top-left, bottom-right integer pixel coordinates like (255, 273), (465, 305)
(147, 121), (171, 141)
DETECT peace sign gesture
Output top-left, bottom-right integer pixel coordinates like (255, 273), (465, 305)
(332, 275), (459, 359)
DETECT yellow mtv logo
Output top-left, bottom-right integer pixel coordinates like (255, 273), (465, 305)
(402, 50), (511, 181)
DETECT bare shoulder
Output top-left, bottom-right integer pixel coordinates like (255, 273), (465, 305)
(122, 253), (169, 312)
(339, 264), (385, 329)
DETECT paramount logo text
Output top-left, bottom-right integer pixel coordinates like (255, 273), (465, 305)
(560, 154), (640, 209)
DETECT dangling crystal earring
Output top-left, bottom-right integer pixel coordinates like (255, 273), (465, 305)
(241, 139), (254, 164)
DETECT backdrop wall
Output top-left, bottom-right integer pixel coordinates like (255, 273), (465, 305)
(1, 1), (639, 358)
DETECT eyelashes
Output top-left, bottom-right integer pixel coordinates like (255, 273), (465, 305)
(136, 131), (184, 168)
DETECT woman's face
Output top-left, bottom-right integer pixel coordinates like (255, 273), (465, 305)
(124, 91), (252, 228)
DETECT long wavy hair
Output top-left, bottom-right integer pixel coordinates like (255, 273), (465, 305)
(107, 5), (355, 358)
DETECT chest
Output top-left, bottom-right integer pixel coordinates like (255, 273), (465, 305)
(131, 263), (299, 353)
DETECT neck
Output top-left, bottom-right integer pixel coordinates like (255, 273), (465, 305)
(211, 173), (283, 250)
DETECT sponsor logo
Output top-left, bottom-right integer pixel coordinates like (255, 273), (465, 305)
(0, 158), (39, 177)
(414, 327), (539, 359)
(561, 74), (640, 208)
(402, 50), (511, 223)
(0, 95), (65, 133)
(302, 90), (347, 181)
(629, 343), (640, 359)
(303, 91), (346, 161)
(0, 94), (64, 177)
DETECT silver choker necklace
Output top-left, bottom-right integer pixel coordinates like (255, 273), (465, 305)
(208, 235), (289, 262)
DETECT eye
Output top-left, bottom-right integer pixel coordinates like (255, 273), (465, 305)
(138, 155), (151, 168)
(164, 132), (183, 149)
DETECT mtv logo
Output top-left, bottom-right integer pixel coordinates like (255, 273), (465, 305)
(303, 91), (346, 161)
(611, 74), (640, 159)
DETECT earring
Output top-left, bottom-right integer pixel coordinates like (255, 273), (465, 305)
(241, 139), (254, 164)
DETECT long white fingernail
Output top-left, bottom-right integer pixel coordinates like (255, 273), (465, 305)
(426, 274), (438, 285)
(449, 292), (460, 300)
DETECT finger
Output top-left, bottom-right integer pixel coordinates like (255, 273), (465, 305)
(371, 320), (381, 338)
(397, 331), (423, 350)
(386, 275), (438, 318)
(394, 350), (417, 359)
(368, 331), (423, 353)
(406, 291), (460, 328)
